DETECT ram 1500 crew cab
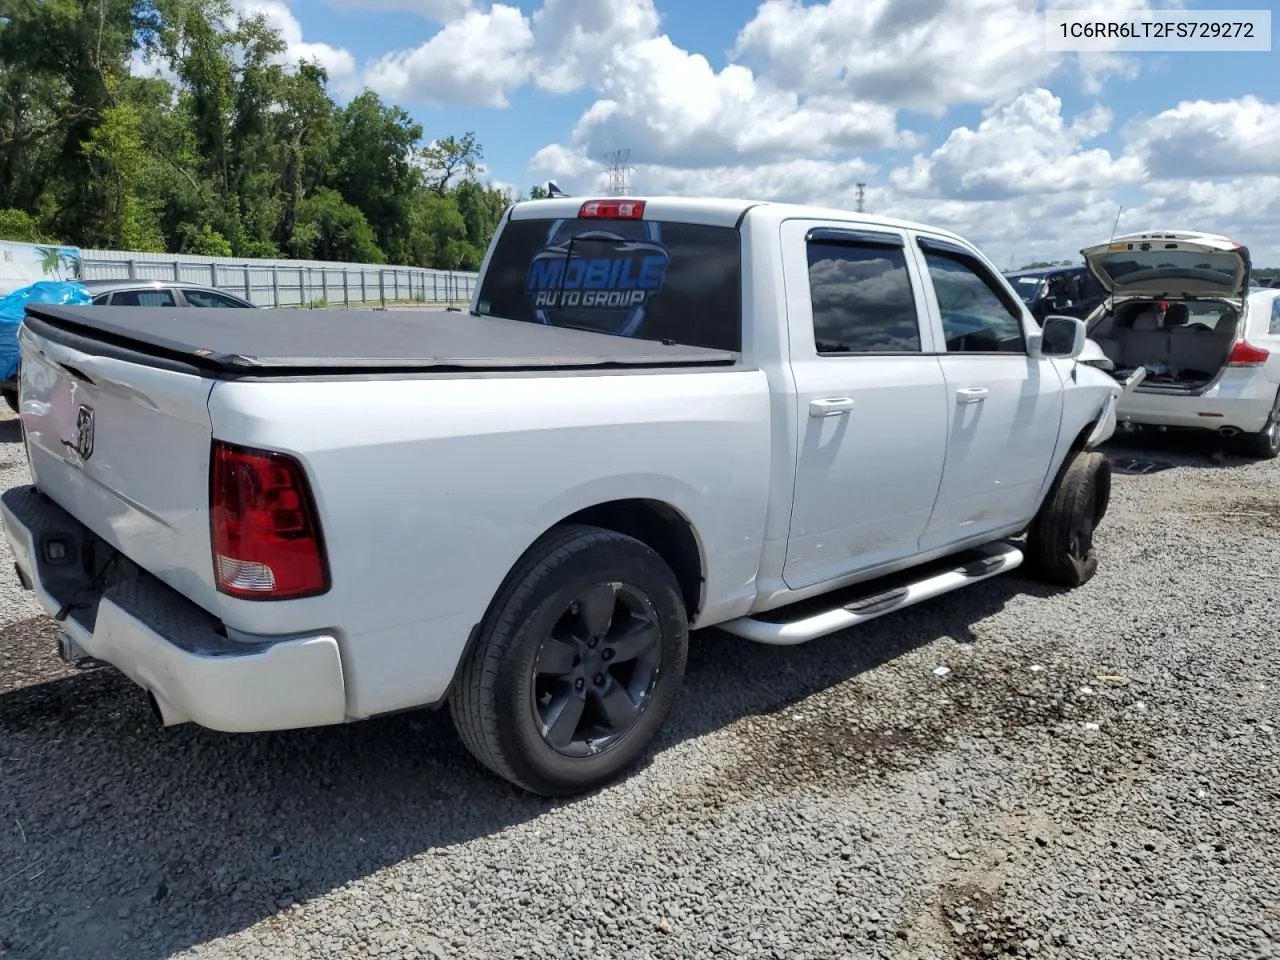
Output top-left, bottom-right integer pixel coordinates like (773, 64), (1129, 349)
(2, 197), (1133, 796)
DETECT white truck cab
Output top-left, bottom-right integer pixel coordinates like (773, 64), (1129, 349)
(3, 196), (1128, 796)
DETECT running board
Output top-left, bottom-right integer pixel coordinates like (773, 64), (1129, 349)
(719, 542), (1024, 645)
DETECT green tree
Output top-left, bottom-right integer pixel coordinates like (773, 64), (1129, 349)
(0, 0), (513, 269)
(0, 209), (44, 242)
(420, 131), (481, 196)
(290, 187), (384, 263)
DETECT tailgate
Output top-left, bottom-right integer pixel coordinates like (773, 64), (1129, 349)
(16, 321), (219, 609)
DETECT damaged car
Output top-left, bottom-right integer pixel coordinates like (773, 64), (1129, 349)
(1080, 231), (1280, 459)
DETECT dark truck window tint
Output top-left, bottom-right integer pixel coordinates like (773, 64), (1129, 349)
(806, 241), (921, 353)
(184, 288), (250, 308)
(921, 250), (1026, 354)
(112, 289), (177, 307)
(475, 218), (743, 353)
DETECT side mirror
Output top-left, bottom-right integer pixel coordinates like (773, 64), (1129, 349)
(1034, 315), (1086, 360)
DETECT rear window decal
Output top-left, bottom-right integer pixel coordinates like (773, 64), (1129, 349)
(524, 220), (670, 337)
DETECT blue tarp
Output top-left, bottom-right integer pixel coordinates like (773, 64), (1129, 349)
(0, 280), (92, 381)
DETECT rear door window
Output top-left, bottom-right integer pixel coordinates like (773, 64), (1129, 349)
(183, 289), (251, 308)
(110, 289), (177, 307)
(476, 217), (743, 352)
(805, 238), (922, 353)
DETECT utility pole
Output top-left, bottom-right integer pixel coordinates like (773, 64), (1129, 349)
(855, 183), (866, 213)
(603, 149), (634, 196)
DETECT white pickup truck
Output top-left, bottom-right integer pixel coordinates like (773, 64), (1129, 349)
(2, 197), (1134, 796)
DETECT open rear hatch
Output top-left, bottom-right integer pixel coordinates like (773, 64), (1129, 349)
(1081, 231), (1251, 300)
(1081, 232), (1252, 393)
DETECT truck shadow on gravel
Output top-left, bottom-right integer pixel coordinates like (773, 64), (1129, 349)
(1099, 431), (1263, 470)
(0, 574), (1069, 959)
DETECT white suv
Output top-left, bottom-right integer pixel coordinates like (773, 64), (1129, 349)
(1081, 230), (1280, 459)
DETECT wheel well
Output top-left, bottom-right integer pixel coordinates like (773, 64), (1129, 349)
(556, 499), (704, 618)
(1070, 416), (1098, 454)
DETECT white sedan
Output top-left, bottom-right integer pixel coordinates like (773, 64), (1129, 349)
(1079, 230), (1280, 459)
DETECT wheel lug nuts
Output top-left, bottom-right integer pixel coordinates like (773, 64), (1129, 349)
(575, 678), (584, 690)
(602, 649), (614, 661)
(594, 674), (604, 685)
(587, 638), (597, 648)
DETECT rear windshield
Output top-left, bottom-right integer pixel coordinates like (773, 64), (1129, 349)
(1094, 250), (1244, 292)
(475, 217), (743, 353)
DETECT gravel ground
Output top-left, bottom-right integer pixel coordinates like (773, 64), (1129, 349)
(1, 410), (1277, 960)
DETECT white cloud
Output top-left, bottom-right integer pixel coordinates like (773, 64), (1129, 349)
(362, 5), (534, 108)
(1124, 96), (1280, 180)
(889, 88), (1143, 200)
(732, 0), (1159, 115)
(334, 1), (1280, 268)
(324, 0), (471, 21)
(1122, 177), (1280, 261)
(531, 0), (661, 95)
(636, 158), (876, 200)
(562, 35), (912, 169)
(530, 152), (875, 202)
(234, 0), (356, 78)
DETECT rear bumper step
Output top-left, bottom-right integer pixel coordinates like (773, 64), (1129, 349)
(718, 542), (1024, 645)
(1, 485), (348, 733)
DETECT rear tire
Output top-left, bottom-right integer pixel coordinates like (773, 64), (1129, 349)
(1026, 450), (1110, 588)
(450, 524), (689, 798)
(1237, 390), (1280, 460)
(1, 388), (17, 414)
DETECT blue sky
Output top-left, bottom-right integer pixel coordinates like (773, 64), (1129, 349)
(224, 0), (1280, 267)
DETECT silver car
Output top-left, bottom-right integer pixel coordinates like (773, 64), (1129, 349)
(80, 279), (257, 309)
(1079, 230), (1280, 459)
(2, 281), (256, 411)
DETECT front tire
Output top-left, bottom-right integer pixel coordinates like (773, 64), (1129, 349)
(1025, 450), (1111, 588)
(450, 524), (689, 797)
(1238, 389), (1280, 460)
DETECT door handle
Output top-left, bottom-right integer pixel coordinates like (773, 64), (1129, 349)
(809, 397), (856, 417)
(956, 387), (989, 404)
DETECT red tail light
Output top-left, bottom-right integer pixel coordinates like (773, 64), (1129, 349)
(1227, 341), (1270, 367)
(579, 199), (645, 219)
(210, 441), (329, 600)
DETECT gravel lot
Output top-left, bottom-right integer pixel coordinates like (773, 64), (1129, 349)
(1, 409), (1277, 960)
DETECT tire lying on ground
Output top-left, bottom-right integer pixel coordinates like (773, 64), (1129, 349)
(1025, 450), (1111, 588)
(450, 524), (689, 798)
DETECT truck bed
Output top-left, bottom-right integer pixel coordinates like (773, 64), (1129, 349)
(21, 304), (738, 377)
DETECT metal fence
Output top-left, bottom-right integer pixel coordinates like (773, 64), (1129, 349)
(79, 249), (480, 308)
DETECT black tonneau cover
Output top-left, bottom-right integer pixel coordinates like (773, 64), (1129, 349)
(21, 304), (737, 375)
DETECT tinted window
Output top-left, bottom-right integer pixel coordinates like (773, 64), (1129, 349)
(806, 242), (920, 353)
(184, 289), (250, 308)
(1009, 275), (1046, 305)
(475, 217), (742, 352)
(922, 251), (1026, 354)
(111, 289), (177, 307)
(1270, 299), (1280, 335)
